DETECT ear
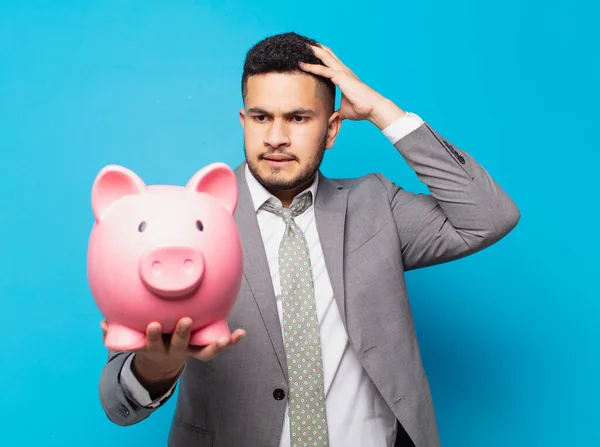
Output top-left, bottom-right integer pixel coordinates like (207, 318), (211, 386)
(239, 108), (247, 130)
(325, 111), (342, 149)
(186, 162), (238, 214)
(91, 165), (147, 221)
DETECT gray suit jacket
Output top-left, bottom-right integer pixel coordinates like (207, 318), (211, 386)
(98, 122), (520, 446)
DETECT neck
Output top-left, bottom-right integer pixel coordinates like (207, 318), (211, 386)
(268, 175), (315, 208)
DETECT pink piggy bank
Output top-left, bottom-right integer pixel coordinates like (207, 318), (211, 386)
(87, 162), (243, 351)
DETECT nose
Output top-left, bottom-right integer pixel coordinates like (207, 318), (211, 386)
(264, 120), (290, 149)
(139, 247), (204, 299)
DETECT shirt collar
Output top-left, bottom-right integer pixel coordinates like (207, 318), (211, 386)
(244, 163), (319, 213)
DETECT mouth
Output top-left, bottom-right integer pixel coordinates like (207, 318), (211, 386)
(261, 154), (296, 167)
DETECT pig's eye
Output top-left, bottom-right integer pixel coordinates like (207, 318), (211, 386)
(138, 221), (147, 232)
(196, 220), (204, 231)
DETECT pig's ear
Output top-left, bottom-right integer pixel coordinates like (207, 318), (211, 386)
(186, 162), (238, 214)
(91, 165), (147, 220)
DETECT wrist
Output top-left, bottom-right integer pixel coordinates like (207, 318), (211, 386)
(131, 355), (182, 387)
(368, 97), (406, 130)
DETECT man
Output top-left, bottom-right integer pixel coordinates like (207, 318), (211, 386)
(98, 32), (520, 446)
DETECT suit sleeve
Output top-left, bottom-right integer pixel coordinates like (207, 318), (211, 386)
(378, 118), (521, 271)
(98, 350), (176, 426)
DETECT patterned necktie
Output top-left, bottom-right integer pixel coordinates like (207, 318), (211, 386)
(260, 192), (330, 447)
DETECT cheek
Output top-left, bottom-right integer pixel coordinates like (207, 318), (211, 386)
(290, 124), (327, 149)
(244, 121), (261, 136)
(243, 126), (264, 150)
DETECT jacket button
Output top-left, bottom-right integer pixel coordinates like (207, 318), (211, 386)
(273, 388), (286, 400)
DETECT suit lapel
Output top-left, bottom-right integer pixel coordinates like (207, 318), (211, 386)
(234, 164), (288, 379)
(314, 172), (349, 324)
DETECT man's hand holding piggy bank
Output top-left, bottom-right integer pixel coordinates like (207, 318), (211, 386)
(88, 162), (245, 391)
(100, 316), (245, 395)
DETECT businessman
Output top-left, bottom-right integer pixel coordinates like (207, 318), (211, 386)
(98, 32), (520, 446)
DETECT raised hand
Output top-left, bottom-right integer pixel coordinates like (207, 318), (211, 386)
(300, 44), (405, 129)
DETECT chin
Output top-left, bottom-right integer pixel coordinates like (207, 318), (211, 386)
(247, 156), (318, 192)
(254, 168), (299, 190)
(260, 173), (298, 190)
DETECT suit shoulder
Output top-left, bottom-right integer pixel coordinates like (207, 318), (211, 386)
(330, 172), (399, 193)
(332, 172), (402, 197)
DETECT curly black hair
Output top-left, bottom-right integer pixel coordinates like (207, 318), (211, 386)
(241, 32), (336, 113)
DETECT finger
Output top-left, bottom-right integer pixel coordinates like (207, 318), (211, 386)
(190, 343), (221, 362)
(298, 62), (338, 79)
(100, 320), (108, 342)
(310, 44), (346, 70)
(169, 317), (193, 353)
(314, 44), (348, 71)
(190, 336), (231, 361)
(222, 330), (246, 352)
(230, 329), (246, 345)
(145, 322), (164, 353)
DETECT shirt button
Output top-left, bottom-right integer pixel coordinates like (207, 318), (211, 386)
(273, 388), (286, 400)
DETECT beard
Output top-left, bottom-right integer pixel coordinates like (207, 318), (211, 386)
(245, 136), (327, 192)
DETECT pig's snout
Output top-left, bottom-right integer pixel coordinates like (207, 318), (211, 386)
(140, 247), (204, 299)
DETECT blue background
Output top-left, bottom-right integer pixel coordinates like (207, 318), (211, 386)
(1, 1), (598, 446)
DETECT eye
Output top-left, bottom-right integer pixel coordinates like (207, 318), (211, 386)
(196, 220), (203, 231)
(138, 221), (147, 232)
(293, 116), (307, 123)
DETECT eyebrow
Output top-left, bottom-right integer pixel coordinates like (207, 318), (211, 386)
(246, 107), (317, 117)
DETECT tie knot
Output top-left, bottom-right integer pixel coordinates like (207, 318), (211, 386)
(260, 192), (313, 220)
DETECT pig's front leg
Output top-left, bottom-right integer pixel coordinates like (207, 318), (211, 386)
(189, 319), (231, 346)
(104, 322), (146, 351)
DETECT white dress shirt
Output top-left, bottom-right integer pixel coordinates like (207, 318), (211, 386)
(119, 112), (425, 446)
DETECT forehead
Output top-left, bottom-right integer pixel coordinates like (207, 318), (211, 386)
(245, 72), (322, 110)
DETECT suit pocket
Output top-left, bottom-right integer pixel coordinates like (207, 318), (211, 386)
(345, 222), (389, 256)
(169, 416), (215, 447)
